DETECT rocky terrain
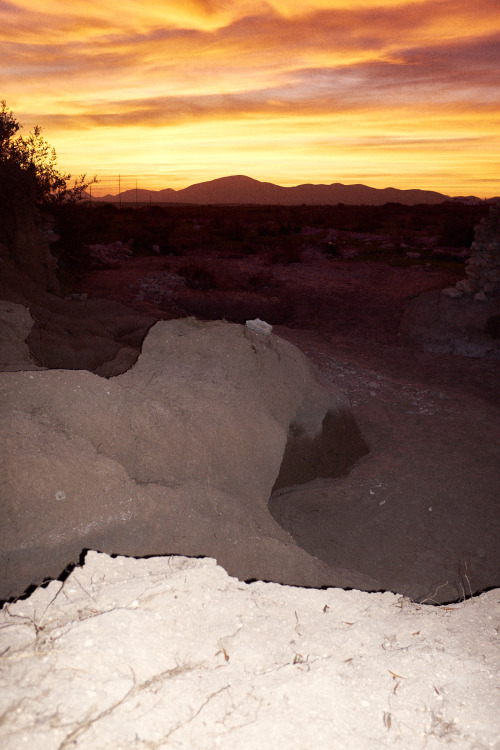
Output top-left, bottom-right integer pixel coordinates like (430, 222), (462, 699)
(0, 175), (499, 748)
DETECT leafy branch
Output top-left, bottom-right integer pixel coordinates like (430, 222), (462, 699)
(0, 100), (97, 208)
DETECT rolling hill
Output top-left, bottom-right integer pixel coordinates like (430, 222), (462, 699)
(95, 174), (454, 205)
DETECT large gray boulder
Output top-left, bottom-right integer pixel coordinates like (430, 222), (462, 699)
(0, 316), (371, 601)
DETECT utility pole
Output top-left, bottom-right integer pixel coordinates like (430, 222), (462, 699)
(118, 174), (121, 209)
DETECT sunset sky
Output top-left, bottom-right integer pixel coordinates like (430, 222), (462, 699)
(2, 0), (499, 197)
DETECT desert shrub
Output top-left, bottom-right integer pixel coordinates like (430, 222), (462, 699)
(268, 241), (303, 265)
(246, 269), (275, 291)
(48, 203), (98, 286)
(87, 241), (133, 269)
(177, 262), (217, 290)
(485, 315), (500, 340)
(438, 215), (475, 248)
(217, 219), (246, 242)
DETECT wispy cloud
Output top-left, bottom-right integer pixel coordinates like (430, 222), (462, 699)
(1, 0), (499, 196)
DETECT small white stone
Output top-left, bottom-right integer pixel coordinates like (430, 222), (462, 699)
(442, 287), (463, 298)
(456, 279), (474, 294)
(245, 318), (273, 339)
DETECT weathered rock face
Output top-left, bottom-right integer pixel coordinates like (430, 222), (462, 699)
(443, 203), (500, 301)
(0, 256), (157, 376)
(0, 163), (60, 293)
(0, 302), (43, 371)
(0, 164), (158, 375)
(0, 316), (371, 601)
(403, 204), (500, 357)
(400, 288), (500, 359)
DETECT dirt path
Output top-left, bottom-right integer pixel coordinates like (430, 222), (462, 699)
(272, 327), (500, 603)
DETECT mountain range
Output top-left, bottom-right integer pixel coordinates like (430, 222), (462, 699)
(93, 175), (485, 206)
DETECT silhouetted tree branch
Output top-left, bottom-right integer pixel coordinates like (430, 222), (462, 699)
(0, 100), (97, 207)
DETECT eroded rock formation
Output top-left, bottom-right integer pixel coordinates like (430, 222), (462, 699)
(443, 203), (500, 300)
(0, 302), (42, 371)
(402, 204), (500, 357)
(0, 316), (371, 601)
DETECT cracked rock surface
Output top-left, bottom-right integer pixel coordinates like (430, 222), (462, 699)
(0, 552), (498, 750)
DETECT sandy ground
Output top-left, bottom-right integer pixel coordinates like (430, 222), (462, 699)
(270, 326), (500, 604)
(1, 552), (499, 750)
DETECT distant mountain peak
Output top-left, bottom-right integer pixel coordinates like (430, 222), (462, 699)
(91, 175), (477, 206)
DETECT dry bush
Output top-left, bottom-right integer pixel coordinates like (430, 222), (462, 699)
(177, 262), (217, 290)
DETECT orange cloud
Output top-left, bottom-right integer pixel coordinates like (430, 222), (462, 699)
(1, 0), (499, 197)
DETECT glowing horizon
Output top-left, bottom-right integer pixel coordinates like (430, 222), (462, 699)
(2, 0), (499, 198)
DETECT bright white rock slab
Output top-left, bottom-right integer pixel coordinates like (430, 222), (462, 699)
(0, 551), (498, 750)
